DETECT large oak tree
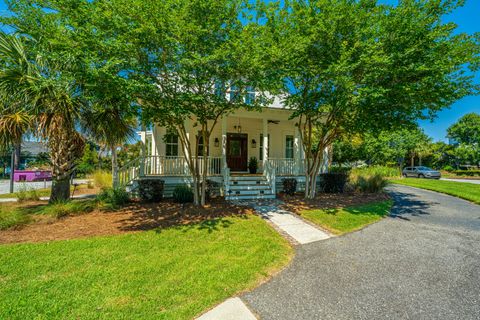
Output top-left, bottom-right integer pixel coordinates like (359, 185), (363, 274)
(260, 0), (479, 198)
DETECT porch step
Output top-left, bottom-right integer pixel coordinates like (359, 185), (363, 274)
(229, 175), (267, 181)
(228, 189), (274, 196)
(226, 194), (276, 201)
(226, 174), (275, 201)
(229, 184), (271, 191)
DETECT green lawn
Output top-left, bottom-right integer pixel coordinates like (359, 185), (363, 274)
(300, 200), (393, 235)
(0, 215), (292, 320)
(390, 178), (480, 204)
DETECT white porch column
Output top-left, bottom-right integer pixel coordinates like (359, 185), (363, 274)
(183, 119), (191, 176)
(294, 123), (302, 175)
(262, 118), (269, 168)
(221, 116), (227, 168)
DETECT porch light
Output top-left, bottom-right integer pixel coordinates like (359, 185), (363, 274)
(214, 138), (219, 147)
(251, 139), (257, 148)
(234, 118), (242, 133)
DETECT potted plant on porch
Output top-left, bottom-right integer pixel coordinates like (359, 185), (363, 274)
(248, 157), (258, 174)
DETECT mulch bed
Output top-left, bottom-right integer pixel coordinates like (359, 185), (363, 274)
(0, 199), (253, 245)
(279, 192), (391, 214)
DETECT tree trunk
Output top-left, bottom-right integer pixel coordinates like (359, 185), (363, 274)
(410, 155), (414, 167)
(48, 127), (85, 203)
(9, 150), (15, 194)
(50, 177), (70, 202)
(200, 129), (209, 206)
(111, 146), (118, 188)
(14, 143), (21, 170)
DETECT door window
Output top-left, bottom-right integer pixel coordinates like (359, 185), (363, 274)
(229, 140), (241, 156)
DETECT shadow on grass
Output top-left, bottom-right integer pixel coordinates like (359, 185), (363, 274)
(116, 199), (252, 233)
(387, 188), (434, 221)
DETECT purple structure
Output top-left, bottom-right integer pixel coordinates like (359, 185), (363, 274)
(14, 170), (52, 182)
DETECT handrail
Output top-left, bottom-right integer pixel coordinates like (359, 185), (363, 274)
(117, 157), (141, 187)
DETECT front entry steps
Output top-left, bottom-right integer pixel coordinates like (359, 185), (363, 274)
(225, 174), (276, 201)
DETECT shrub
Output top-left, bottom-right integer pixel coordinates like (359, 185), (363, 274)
(98, 187), (130, 208)
(452, 170), (480, 177)
(282, 178), (297, 196)
(90, 170), (112, 189)
(15, 185), (41, 202)
(248, 157), (258, 174)
(36, 200), (97, 219)
(329, 166), (352, 174)
(354, 174), (388, 193)
(173, 184), (194, 203)
(443, 165), (454, 172)
(319, 172), (348, 193)
(137, 179), (165, 202)
(350, 166), (400, 179)
(206, 179), (220, 200)
(0, 207), (31, 230)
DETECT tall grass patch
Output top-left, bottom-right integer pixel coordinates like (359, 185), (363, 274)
(34, 200), (98, 218)
(89, 170), (112, 189)
(15, 184), (41, 202)
(351, 166), (400, 179)
(0, 205), (32, 230)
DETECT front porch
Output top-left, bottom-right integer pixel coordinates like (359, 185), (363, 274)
(122, 108), (328, 199)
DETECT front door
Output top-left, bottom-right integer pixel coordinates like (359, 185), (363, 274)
(227, 133), (248, 171)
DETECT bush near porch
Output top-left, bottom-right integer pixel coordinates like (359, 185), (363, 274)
(0, 214), (292, 320)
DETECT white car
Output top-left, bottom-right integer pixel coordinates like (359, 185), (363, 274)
(402, 166), (441, 179)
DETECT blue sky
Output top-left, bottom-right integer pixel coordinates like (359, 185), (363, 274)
(0, 0), (478, 142)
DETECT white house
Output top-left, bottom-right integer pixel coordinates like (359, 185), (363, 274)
(121, 93), (328, 200)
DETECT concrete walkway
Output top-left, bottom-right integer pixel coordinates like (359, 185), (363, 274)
(441, 178), (480, 184)
(196, 298), (257, 320)
(252, 202), (331, 244)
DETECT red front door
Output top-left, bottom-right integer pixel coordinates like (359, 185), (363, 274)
(227, 133), (248, 171)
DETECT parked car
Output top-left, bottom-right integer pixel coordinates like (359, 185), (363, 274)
(402, 166), (441, 179)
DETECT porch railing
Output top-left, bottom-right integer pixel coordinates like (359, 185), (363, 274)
(267, 158), (303, 175)
(143, 156), (223, 176)
(118, 157), (141, 187)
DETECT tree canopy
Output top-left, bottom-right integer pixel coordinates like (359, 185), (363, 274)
(258, 0), (479, 197)
(447, 113), (480, 145)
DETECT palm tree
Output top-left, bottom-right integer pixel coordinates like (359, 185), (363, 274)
(0, 34), (85, 202)
(81, 105), (137, 187)
(0, 109), (33, 193)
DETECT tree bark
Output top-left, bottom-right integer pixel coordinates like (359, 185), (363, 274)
(111, 146), (118, 188)
(48, 126), (85, 203)
(50, 177), (70, 202)
(14, 143), (21, 170)
(9, 150), (15, 194)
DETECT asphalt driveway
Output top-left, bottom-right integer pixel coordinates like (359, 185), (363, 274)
(243, 185), (480, 320)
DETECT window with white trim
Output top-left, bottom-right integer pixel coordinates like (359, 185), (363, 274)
(165, 133), (179, 157)
(245, 86), (255, 105)
(285, 135), (294, 159)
